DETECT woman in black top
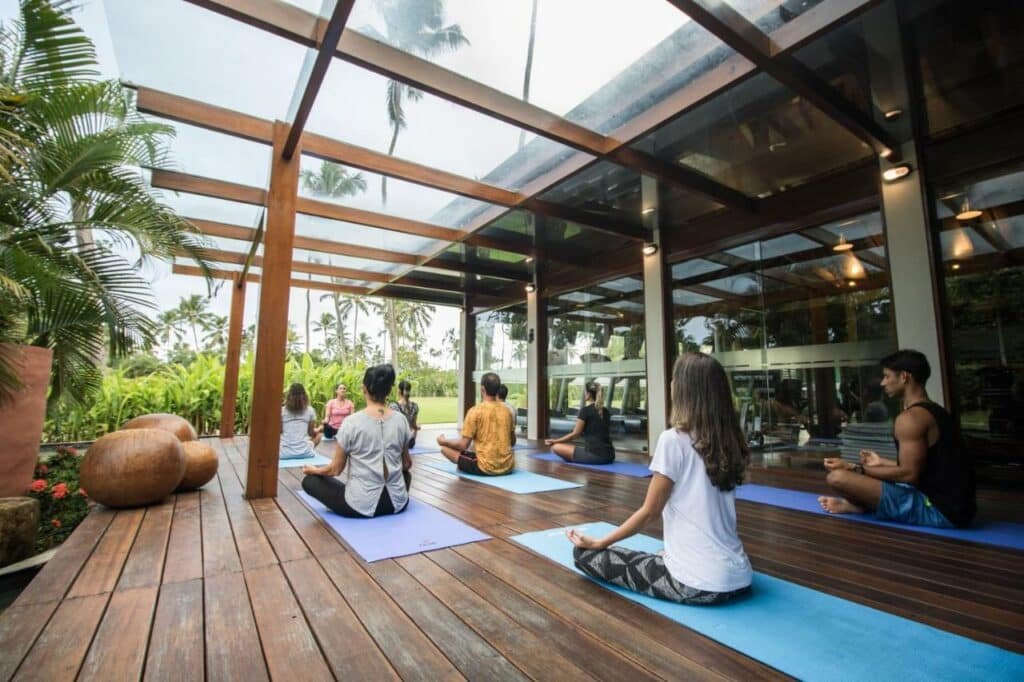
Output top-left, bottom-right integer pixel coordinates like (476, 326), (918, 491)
(545, 381), (615, 464)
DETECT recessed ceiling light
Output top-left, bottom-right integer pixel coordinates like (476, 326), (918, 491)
(833, 233), (854, 252)
(881, 164), (912, 182)
(884, 109), (903, 120)
(951, 263), (961, 270)
(642, 243), (658, 256)
(524, 283), (535, 293)
(524, 256), (534, 263)
(955, 198), (982, 221)
(879, 148), (893, 159)
(642, 207), (655, 215)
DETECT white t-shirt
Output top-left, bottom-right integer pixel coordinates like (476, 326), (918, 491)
(337, 411), (411, 517)
(280, 406), (317, 457)
(649, 428), (752, 592)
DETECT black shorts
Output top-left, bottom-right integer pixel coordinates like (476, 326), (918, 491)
(573, 445), (614, 464)
(456, 451), (508, 476)
(323, 423), (338, 439)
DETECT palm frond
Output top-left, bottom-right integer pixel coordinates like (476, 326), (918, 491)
(3, 0), (98, 91)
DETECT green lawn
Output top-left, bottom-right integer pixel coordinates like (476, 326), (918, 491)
(416, 396), (458, 424)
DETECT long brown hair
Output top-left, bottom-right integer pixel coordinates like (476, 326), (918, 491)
(669, 353), (749, 490)
(285, 383), (309, 414)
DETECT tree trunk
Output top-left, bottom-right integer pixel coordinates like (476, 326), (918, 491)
(191, 322), (200, 351)
(518, 0), (539, 150)
(386, 300), (401, 373)
(333, 296), (345, 360)
(305, 282), (311, 354)
(382, 125), (400, 204)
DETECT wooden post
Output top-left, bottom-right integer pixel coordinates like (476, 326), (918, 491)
(245, 121), (300, 499)
(457, 298), (477, 428)
(527, 224), (549, 441)
(220, 276), (247, 438)
(641, 176), (671, 449)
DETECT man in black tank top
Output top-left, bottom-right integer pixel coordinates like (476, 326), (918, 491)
(818, 350), (976, 528)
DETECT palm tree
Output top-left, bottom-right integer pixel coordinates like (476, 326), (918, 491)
(338, 293), (371, 358)
(361, 0), (468, 203)
(401, 301), (435, 341)
(313, 311), (342, 353)
(155, 309), (183, 349)
(519, 0), (539, 150)
(443, 327), (459, 369)
(0, 0), (212, 403)
(201, 314), (228, 354)
(173, 295), (214, 351)
(299, 160), (367, 198)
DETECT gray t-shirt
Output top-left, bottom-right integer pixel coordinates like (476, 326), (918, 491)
(280, 405), (316, 457)
(337, 410), (411, 517)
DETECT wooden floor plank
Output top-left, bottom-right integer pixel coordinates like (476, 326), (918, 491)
(145, 579), (204, 682)
(13, 594), (108, 681)
(68, 509), (144, 599)
(281, 557), (399, 680)
(78, 586), (158, 680)
(13, 510), (115, 607)
(216, 451), (278, 571)
(0, 602), (59, 681)
(200, 471), (242, 577)
(204, 571), (268, 682)
(249, 498), (311, 563)
(117, 499), (174, 591)
(162, 492), (203, 584)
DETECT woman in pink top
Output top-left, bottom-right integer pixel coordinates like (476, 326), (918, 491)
(321, 383), (354, 440)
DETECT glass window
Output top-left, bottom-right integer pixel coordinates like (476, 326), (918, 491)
(547, 276), (647, 452)
(670, 210), (897, 462)
(933, 162), (1024, 477)
(294, 212), (446, 256)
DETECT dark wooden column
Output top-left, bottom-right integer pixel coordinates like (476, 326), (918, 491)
(220, 275), (246, 438)
(246, 121), (300, 499)
(457, 297), (477, 427)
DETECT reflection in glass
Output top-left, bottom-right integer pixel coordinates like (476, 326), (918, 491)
(473, 306), (528, 418)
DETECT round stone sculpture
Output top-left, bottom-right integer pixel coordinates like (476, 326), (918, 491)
(121, 413), (197, 442)
(80, 429), (185, 508)
(176, 440), (219, 491)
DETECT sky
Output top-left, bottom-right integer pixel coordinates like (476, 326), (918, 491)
(0, 0), (697, 364)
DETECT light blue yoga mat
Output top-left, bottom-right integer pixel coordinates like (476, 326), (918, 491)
(278, 454), (331, 468)
(419, 460), (582, 493)
(298, 493), (490, 562)
(737, 483), (1024, 551)
(411, 443), (531, 456)
(512, 522), (1024, 681)
(530, 453), (652, 478)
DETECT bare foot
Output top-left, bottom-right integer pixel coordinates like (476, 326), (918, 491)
(818, 496), (865, 515)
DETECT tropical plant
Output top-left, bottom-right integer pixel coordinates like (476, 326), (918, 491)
(362, 0), (468, 203)
(299, 159), (367, 198)
(313, 311), (341, 353)
(201, 314), (229, 354)
(27, 445), (89, 552)
(172, 294), (214, 350)
(0, 0), (211, 404)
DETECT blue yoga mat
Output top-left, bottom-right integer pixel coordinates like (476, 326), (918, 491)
(419, 460), (582, 493)
(512, 522), (1024, 681)
(411, 443), (531, 456)
(278, 454), (331, 468)
(298, 493), (490, 562)
(530, 453), (652, 478)
(737, 483), (1024, 551)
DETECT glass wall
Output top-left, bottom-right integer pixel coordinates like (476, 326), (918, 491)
(547, 276), (648, 452)
(670, 212), (898, 462)
(932, 163), (1024, 477)
(473, 306), (528, 431)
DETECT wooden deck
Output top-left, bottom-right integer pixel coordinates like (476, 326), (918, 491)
(1, 433), (1022, 681)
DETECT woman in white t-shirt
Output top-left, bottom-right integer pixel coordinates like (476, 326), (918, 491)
(567, 352), (753, 604)
(301, 364), (413, 518)
(280, 383), (321, 459)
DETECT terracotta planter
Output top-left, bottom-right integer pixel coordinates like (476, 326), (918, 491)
(0, 344), (53, 498)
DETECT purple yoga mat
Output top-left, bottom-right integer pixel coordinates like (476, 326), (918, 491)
(737, 483), (1024, 551)
(530, 453), (652, 478)
(297, 492), (491, 562)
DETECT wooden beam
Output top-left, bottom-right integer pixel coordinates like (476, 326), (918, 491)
(172, 263), (373, 295)
(185, 217), (257, 242)
(295, 197), (462, 242)
(282, 0), (355, 159)
(135, 86), (274, 143)
(173, 263), (258, 283)
(421, 257), (531, 283)
(246, 121), (300, 499)
(665, 0), (897, 158)
(220, 276), (246, 438)
(151, 169), (266, 205)
(186, 246), (393, 283)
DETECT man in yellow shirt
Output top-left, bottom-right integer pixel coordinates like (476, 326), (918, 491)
(437, 372), (514, 475)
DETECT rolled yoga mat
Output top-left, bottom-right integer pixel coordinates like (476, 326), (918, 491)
(278, 454), (332, 468)
(736, 483), (1024, 551)
(298, 493), (490, 562)
(419, 460), (582, 493)
(511, 522), (1024, 681)
(530, 453), (652, 478)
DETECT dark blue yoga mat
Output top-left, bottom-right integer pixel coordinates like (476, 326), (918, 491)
(419, 460), (582, 493)
(512, 522), (1024, 681)
(298, 493), (490, 562)
(278, 454), (331, 468)
(737, 483), (1024, 551)
(530, 453), (652, 478)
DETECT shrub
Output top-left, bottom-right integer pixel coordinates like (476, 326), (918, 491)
(26, 446), (91, 553)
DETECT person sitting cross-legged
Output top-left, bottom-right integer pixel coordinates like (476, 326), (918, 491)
(567, 353), (752, 605)
(545, 380), (615, 464)
(819, 349), (976, 528)
(437, 372), (514, 476)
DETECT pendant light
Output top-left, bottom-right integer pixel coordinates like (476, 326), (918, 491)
(833, 233), (854, 252)
(956, 198), (982, 221)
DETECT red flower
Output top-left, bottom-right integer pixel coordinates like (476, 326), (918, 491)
(29, 479), (46, 493)
(37, 464), (49, 475)
(51, 482), (68, 499)
(51, 518), (61, 528)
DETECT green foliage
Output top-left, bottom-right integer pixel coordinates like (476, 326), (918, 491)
(27, 445), (89, 552)
(42, 353), (458, 441)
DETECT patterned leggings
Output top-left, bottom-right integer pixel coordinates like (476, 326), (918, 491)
(573, 546), (750, 605)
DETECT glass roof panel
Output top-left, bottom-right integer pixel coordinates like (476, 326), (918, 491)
(540, 160), (642, 220)
(600, 277), (644, 293)
(441, 243), (529, 267)
(202, 236), (256, 255)
(297, 155), (497, 229)
(155, 190), (262, 228)
(347, 0), (734, 135)
(305, 273), (373, 288)
(672, 289), (720, 306)
(291, 249), (403, 274)
(702, 274), (761, 296)
(728, 0), (830, 33)
(306, 60), (584, 191)
(818, 213), (885, 241)
(153, 117), (271, 189)
(671, 259), (726, 280)
(294, 212), (445, 255)
(760, 233), (820, 260)
(105, 0), (307, 120)
(173, 256), (261, 277)
(629, 72), (873, 197)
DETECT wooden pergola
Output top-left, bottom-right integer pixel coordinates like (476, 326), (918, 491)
(147, 0), (898, 498)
